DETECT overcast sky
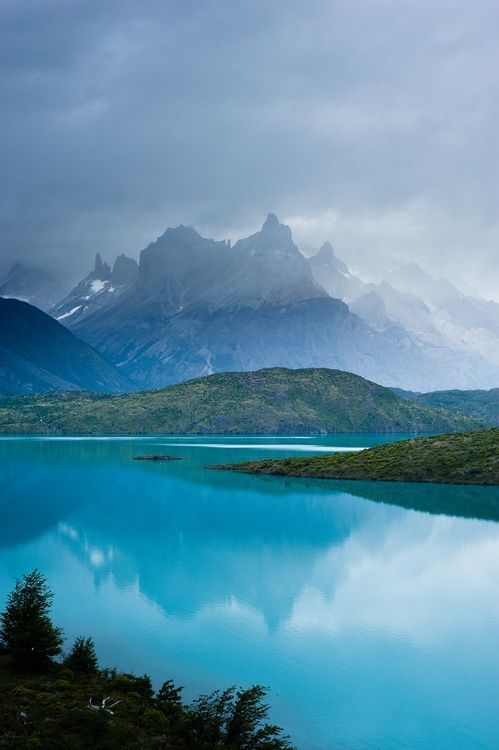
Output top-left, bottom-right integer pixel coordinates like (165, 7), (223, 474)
(1, 0), (498, 298)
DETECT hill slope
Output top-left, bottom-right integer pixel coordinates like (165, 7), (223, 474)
(0, 298), (130, 394)
(414, 388), (499, 426)
(394, 387), (499, 427)
(216, 429), (499, 485)
(0, 367), (485, 435)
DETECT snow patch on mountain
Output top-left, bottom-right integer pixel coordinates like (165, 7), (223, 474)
(56, 305), (81, 320)
(50, 253), (138, 325)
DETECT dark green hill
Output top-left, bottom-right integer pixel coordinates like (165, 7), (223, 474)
(0, 367), (486, 435)
(215, 428), (499, 485)
(415, 388), (499, 426)
(0, 297), (130, 394)
(393, 386), (499, 426)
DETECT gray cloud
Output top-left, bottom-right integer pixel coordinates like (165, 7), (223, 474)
(1, 0), (498, 298)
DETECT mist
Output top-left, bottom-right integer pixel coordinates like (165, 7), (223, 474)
(1, 0), (498, 299)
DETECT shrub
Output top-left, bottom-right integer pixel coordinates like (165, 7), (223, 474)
(64, 636), (98, 674)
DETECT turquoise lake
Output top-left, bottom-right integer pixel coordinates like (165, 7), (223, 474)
(1, 435), (498, 749)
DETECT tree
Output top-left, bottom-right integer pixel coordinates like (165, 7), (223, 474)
(64, 635), (98, 674)
(156, 678), (184, 723)
(0, 569), (64, 669)
(185, 685), (294, 749)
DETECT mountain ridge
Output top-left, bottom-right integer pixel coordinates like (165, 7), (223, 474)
(0, 367), (485, 435)
(395, 387), (499, 427)
(0, 297), (130, 394)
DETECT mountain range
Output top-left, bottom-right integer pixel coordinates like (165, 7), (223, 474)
(309, 241), (499, 369)
(1, 213), (498, 393)
(50, 252), (138, 325)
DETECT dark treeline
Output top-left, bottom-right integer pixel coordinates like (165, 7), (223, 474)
(0, 570), (294, 749)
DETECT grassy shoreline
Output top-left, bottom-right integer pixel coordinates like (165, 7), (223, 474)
(211, 429), (499, 486)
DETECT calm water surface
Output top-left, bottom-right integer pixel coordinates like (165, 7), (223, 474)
(1, 435), (498, 750)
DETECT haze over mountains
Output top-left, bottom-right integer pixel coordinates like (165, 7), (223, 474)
(0, 261), (73, 312)
(1, 214), (498, 393)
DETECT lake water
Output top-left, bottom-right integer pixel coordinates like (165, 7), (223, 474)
(1, 435), (498, 749)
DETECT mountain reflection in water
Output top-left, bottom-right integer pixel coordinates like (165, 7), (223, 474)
(0, 435), (498, 750)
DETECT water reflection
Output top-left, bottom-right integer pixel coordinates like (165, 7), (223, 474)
(0, 437), (498, 750)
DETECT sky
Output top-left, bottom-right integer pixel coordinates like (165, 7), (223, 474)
(1, 0), (498, 299)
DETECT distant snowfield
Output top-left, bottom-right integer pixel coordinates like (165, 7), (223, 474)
(90, 279), (107, 293)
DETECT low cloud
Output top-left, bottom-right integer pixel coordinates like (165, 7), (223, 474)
(1, 0), (498, 298)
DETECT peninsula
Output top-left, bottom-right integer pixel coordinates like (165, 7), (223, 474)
(213, 429), (499, 485)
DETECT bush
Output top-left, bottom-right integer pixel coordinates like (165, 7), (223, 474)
(64, 636), (98, 674)
(185, 685), (293, 750)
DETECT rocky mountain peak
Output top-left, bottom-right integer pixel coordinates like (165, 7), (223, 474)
(233, 214), (295, 257)
(262, 213), (280, 232)
(111, 255), (139, 286)
(316, 241), (335, 260)
(162, 225), (204, 246)
(260, 213), (293, 244)
(311, 241), (350, 276)
(94, 253), (111, 279)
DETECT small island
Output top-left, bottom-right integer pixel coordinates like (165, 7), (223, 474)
(212, 428), (499, 485)
(133, 454), (182, 461)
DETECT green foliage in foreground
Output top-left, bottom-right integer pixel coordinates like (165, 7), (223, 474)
(0, 572), (293, 750)
(0, 571), (64, 670)
(0, 367), (486, 435)
(64, 636), (99, 675)
(216, 428), (499, 485)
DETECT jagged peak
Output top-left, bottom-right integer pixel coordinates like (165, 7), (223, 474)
(112, 253), (138, 270)
(311, 241), (350, 276)
(94, 253), (111, 279)
(262, 213), (280, 232)
(162, 224), (204, 245)
(111, 254), (139, 285)
(244, 213), (293, 250)
(316, 241), (335, 260)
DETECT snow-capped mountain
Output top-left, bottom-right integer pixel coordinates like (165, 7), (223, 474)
(386, 263), (499, 367)
(50, 252), (138, 325)
(309, 243), (499, 372)
(0, 261), (73, 312)
(51, 215), (499, 392)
